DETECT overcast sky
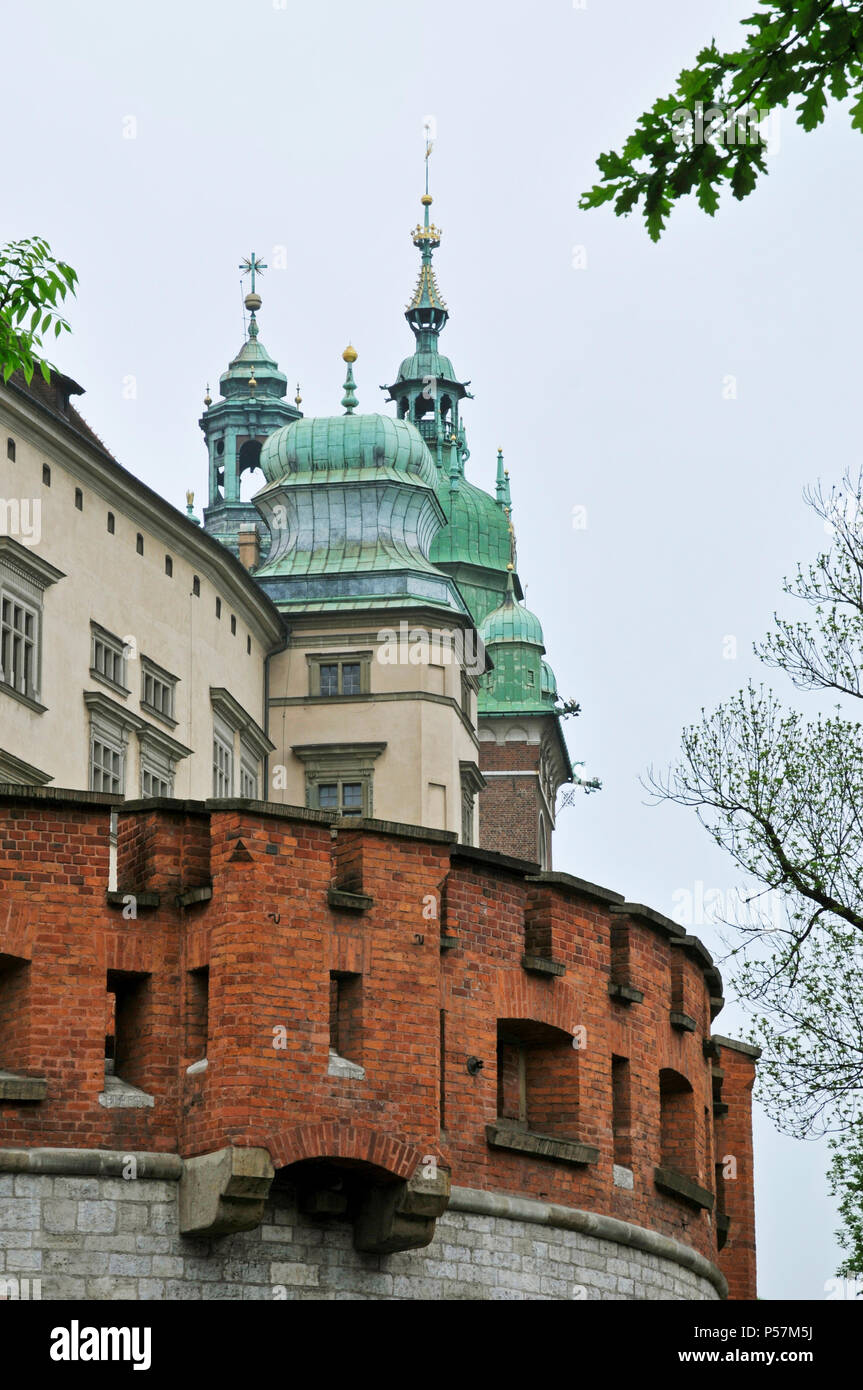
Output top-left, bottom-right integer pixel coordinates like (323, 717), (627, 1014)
(4, 0), (857, 1300)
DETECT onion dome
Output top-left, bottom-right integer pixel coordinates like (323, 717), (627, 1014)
(252, 348), (469, 617)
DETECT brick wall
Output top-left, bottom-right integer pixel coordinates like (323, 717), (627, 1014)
(0, 791), (757, 1297)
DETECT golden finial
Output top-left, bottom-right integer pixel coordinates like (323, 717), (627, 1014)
(248, 372), (257, 391)
(421, 194), (433, 206)
(342, 344), (358, 364)
(295, 382), (302, 408)
(204, 384), (212, 407)
(186, 490), (194, 507)
(506, 563), (514, 572)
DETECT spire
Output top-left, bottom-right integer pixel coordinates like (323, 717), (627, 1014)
(495, 449), (512, 510)
(239, 252), (267, 341)
(341, 345), (359, 414)
(406, 139), (449, 342)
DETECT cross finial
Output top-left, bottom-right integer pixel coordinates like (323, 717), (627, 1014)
(239, 252), (267, 294)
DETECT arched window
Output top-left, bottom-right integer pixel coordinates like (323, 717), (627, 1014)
(6, 438), (15, 461)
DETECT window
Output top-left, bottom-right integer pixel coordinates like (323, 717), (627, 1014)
(239, 742), (259, 800)
(329, 971), (362, 1063)
(141, 656), (177, 725)
(84, 691), (143, 797)
(107, 512), (115, 534)
(210, 687), (274, 800)
(612, 1055), (633, 1168)
(230, 615), (236, 635)
(6, 438), (15, 462)
(1, 594), (37, 699)
(90, 623), (128, 694)
(91, 734), (123, 793)
(138, 721), (190, 799)
(459, 762), (484, 847)
(439, 1009), (447, 1132)
(317, 780), (363, 815)
(165, 555), (173, 577)
(74, 488), (83, 511)
(0, 540), (63, 711)
(461, 783), (474, 844)
(246, 635), (251, 655)
(496, 1019), (580, 1139)
(460, 671), (473, 720)
(308, 652), (371, 698)
(192, 575), (200, 597)
(186, 967), (209, 1064)
(294, 742), (385, 819)
(141, 766), (172, 797)
(106, 969), (152, 1090)
(213, 716), (234, 797)
(136, 533), (144, 555)
(659, 1069), (697, 1179)
(215, 597), (221, 619)
(42, 464), (50, 486)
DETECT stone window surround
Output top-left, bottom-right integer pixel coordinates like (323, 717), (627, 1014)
(212, 714), (234, 797)
(306, 650), (373, 699)
(292, 742), (386, 820)
(209, 687), (274, 800)
(459, 760), (486, 847)
(89, 620), (130, 698)
(140, 653), (179, 728)
(0, 745), (53, 786)
(0, 536), (65, 713)
(84, 690), (192, 799)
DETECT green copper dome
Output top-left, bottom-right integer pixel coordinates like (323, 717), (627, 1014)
(431, 476), (513, 571)
(259, 412), (437, 488)
(479, 581), (545, 648)
(251, 351), (469, 617)
(219, 329), (287, 401)
(477, 574), (551, 714)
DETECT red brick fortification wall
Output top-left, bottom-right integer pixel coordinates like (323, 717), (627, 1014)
(0, 790), (756, 1298)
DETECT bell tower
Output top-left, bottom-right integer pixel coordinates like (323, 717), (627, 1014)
(201, 253), (301, 559)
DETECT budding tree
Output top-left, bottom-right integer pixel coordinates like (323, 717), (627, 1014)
(649, 470), (863, 1274)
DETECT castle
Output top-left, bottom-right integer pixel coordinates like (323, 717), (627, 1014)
(0, 179), (757, 1300)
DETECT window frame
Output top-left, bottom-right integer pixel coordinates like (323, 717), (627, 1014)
(140, 655), (178, 727)
(0, 537), (64, 714)
(212, 715), (234, 798)
(293, 742), (386, 821)
(307, 651), (372, 699)
(209, 687), (274, 802)
(90, 622), (129, 697)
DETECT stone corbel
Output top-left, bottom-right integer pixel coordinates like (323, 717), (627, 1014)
(179, 1146), (275, 1237)
(353, 1164), (451, 1254)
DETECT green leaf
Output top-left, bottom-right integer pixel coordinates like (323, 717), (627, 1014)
(697, 178), (721, 216)
(799, 80), (828, 131)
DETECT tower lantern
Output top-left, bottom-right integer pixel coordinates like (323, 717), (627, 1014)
(200, 253), (301, 558)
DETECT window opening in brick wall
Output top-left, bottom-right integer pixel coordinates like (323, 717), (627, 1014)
(659, 1068), (697, 1180)
(329, 971), (362, 1064)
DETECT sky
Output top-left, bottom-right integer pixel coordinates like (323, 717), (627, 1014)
(2, 0), (858, 1300)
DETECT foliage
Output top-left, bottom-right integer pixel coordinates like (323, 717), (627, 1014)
(649, 470), (863, 1272)
(0, 236), (77, 383)
(581, 1), (863, 240)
